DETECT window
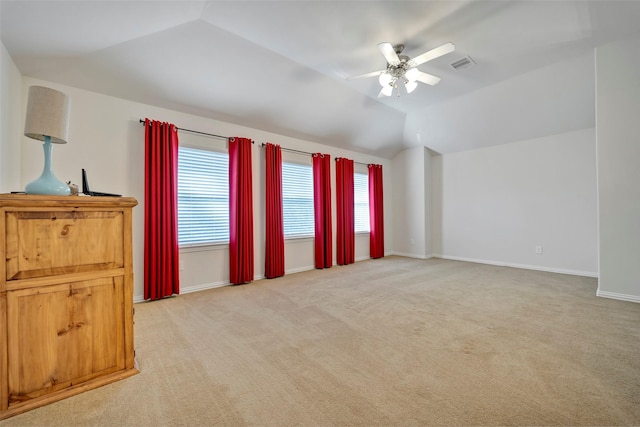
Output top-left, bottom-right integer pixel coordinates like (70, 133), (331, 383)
(282, 162), (314, 238)
(177, 146), (229, 246)
(354, 172), (370, 233)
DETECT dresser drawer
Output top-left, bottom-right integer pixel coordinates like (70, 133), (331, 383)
(6, 276), (126, 404)
(5, 210), (124, 281)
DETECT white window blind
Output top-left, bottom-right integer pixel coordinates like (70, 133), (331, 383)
(282, 162), (314, 238)
(354, 172), (370, 233)
(177, 146), (229, 246)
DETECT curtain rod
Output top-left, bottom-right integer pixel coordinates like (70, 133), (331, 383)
(139, 119), (253, 143)
(260, 143), (311, 157)
(260, 143), (369, 166)
(335, 157), (369, 167)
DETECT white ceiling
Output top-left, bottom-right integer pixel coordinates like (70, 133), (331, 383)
(2, 1), (640, 158)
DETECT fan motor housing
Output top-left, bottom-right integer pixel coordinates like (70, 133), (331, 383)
(388, 55), (412, 77)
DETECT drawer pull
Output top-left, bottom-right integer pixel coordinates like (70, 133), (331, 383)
(57, 322), (85, 336)
(60, 224), (71, 236)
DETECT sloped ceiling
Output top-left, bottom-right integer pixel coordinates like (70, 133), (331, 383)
(2, 1), (640, 157)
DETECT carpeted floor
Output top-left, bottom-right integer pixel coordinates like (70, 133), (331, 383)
(2, 257), (639, 426)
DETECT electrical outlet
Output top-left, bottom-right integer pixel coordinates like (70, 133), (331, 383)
(535, 246), (543, 254)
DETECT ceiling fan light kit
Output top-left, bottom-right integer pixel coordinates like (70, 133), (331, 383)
(349, 41), (456, 97)
(405, 80), (418, 93)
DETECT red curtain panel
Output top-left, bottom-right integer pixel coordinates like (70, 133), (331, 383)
(369, 164), (385, 259)
(229, 137), (255, 284)
(313, 153), (332, 269)
(265, 143), (285, 278)
(143, 118), (180, 300)
(336, 158), (355, 265)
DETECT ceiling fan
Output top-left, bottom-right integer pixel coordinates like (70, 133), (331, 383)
(348, 42), (455, 97)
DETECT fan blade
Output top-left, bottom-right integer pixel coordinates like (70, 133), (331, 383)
(415, 71), (441, 86)
(347, 70), (386, 80)
(378, 42), (400, 65)
(411, 42), (455, 66)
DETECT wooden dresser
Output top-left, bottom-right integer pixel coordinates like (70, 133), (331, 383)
(0, 194), (138, 420)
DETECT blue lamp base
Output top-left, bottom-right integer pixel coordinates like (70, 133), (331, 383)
(25, 136), (70, 196)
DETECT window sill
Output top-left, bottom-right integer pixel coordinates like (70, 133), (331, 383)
(180, 242), (229, 253)
(285, 236), (314, 243)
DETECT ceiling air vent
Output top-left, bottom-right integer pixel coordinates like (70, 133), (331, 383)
(450, 56), (475, 71)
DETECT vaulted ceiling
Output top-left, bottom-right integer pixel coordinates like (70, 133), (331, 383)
(2, 1), (640, 158)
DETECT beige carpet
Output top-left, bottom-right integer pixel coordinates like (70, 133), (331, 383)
(2, 257), (640, 426)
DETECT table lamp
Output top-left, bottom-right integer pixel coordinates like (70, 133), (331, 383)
(24, 85), (71, 195)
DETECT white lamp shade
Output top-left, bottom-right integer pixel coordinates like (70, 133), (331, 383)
(405, 67), (419, 82)
(405, 80), (418, 93)
(24, 86), (71, 144)
(378, 72), (393, 87)
(381, 85), (394, 97)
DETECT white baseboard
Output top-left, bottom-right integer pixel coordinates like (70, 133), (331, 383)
(596, 290), (640, 303)
(434, 254), (598, 278)
(181, 280), (229, 294)
(132, 264), (329, 302)
(286, 265), (315, 275)
(133, 255), (599, 303)
(133, 280), (229, 303)
(387, 252), (434, 260)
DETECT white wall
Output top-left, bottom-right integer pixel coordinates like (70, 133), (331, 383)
(434, 128), (598, 276)
(391, 146), (433, 259)
(595, 34), (640, 302)
(17, 77), (393, 302)
(403, 51), (595, 155)
(400, 50), (600, 278)
(0, 42), (21, 193)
